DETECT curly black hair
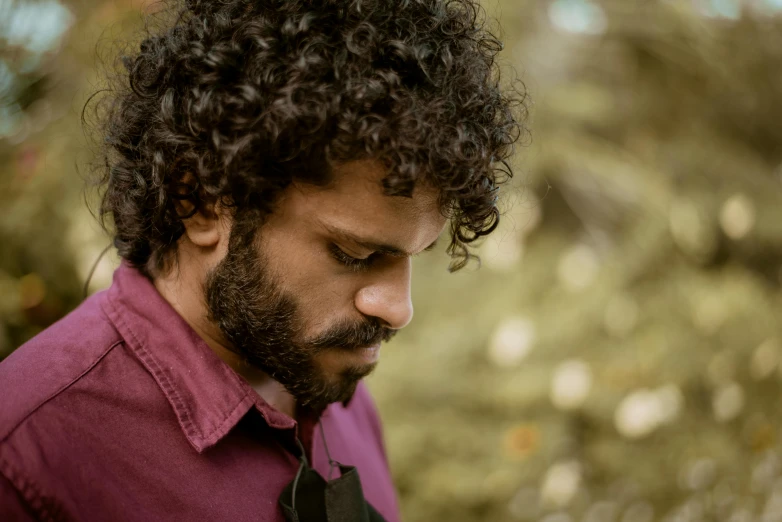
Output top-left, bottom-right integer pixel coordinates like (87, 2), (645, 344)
(93, 0), (527, 275)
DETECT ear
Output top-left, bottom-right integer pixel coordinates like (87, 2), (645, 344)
(171, 173), (224, 249)
(181, 203), (222, 248)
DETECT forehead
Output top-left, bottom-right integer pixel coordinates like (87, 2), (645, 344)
(285, 159), (446, 250)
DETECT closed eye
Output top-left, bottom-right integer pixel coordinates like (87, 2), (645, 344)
(328, 243), (375, 272)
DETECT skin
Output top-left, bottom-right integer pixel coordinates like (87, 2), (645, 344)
(154, 159), (447, 418)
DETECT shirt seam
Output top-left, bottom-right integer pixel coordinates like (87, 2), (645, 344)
(0, 340), (122, 446)
(0, 454), (60, 521)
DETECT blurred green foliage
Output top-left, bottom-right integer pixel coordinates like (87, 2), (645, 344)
(2, 1), (782, 521)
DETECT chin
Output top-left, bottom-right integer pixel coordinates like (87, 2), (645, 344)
(304, 365), (374, 409)
(335, 380), (361, 406)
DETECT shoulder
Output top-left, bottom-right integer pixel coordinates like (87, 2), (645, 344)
(0, 291), (124, 441)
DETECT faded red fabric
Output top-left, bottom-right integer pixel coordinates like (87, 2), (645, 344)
(0, 263), (400, 522)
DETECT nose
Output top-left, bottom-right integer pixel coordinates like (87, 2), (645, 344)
(354, 257), (414, 330)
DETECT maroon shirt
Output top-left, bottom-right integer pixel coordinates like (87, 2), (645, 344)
(0, 263), (400, 521)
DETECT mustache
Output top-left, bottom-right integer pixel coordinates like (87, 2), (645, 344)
(308, 317), (398, 352)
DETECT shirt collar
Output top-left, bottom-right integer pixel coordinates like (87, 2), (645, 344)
(102, 261), (301, 453)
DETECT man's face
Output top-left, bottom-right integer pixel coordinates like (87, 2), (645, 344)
(204, 160), (446, 410)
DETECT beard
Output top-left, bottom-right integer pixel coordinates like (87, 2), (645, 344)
(204, 222), (396, 411)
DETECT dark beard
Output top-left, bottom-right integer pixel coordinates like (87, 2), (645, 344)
(204, 223), (396, 411)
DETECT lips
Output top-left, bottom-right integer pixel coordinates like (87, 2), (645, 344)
(355, 343), (381, 364)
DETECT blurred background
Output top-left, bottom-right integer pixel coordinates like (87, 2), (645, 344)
(2, 0), (782, 520)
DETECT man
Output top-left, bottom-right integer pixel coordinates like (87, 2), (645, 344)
(0, 0), (523, 520)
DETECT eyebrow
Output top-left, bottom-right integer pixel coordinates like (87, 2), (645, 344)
(323, 224), (439, 257)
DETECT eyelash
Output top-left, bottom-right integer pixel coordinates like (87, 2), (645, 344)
(328, 244), (375, 272)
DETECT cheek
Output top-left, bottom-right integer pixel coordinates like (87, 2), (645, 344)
(264, 238), (358, 327)
(296, 274), (358, 333)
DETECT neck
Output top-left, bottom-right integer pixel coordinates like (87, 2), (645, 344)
(152, 258), (298, 418)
